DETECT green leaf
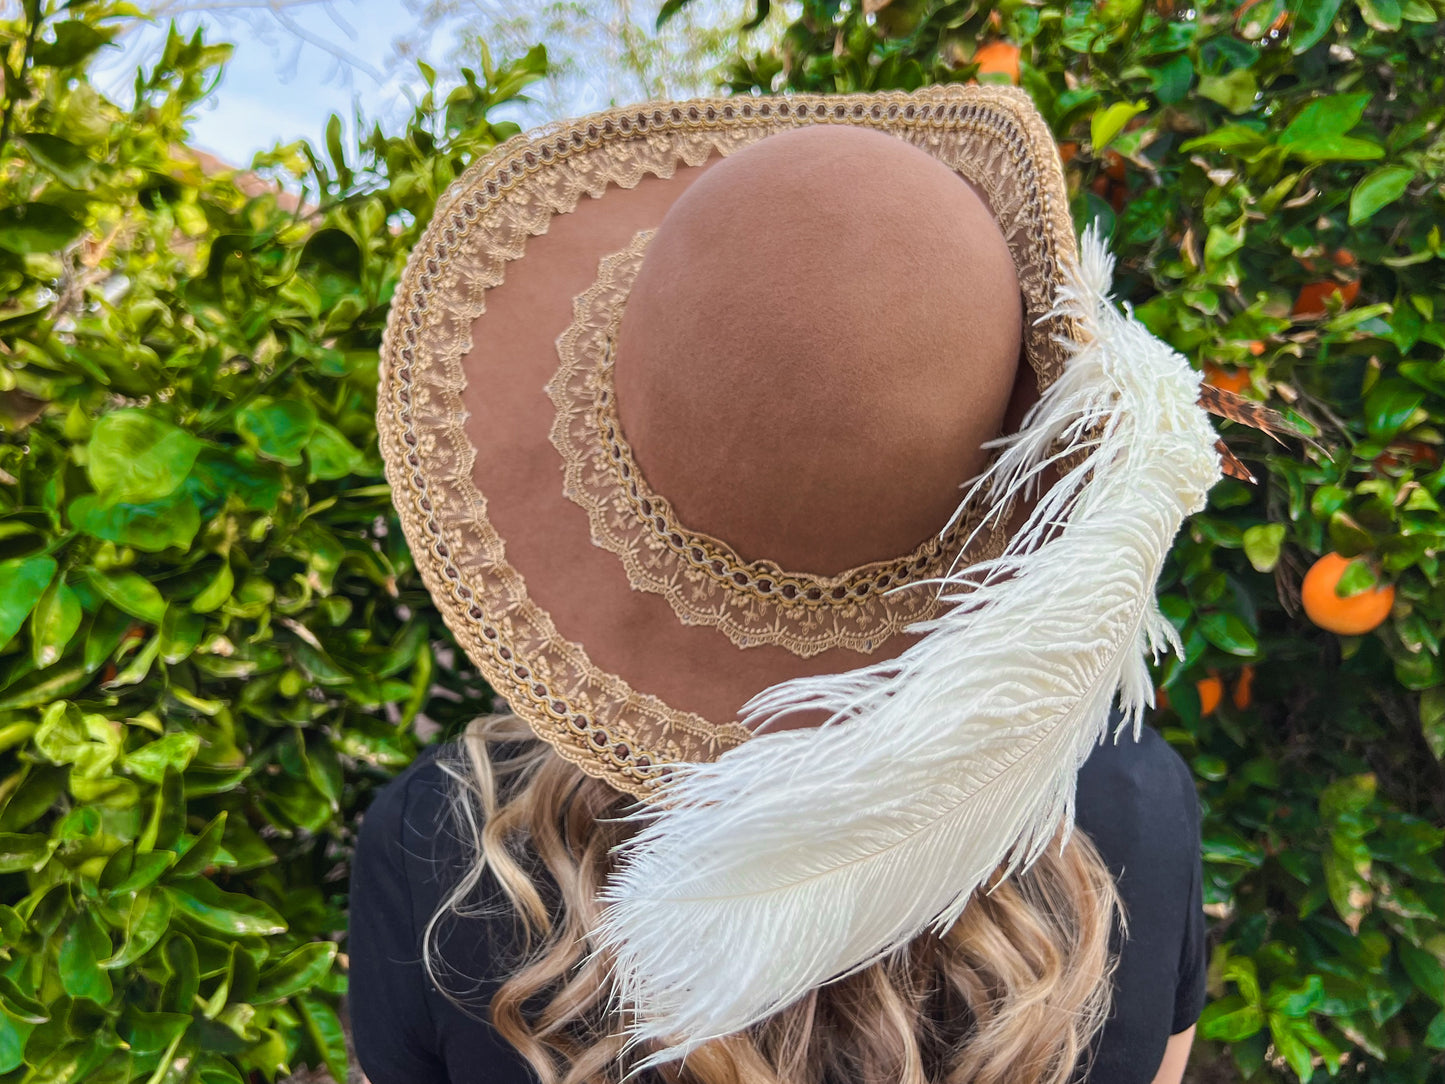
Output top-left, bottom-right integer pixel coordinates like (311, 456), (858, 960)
(0, 976), (48, 1024)
(0, 1011), (25, 1074)
(164, 879), (287, 936)
(325, 114), (352, 189)
(0, 554), (58, 650)
(30, 579), (82, 668)
(1400, 941), (1445, 1006)
(1199, 996), (1265, 1041)
(138, 766), (185, 853)
(0, 906), (24, 946)
(18, 133), (96, 187)
(108, 633), (159, 690)
(101, 889), (173, 968)
(1422, 687), (1445, 761)
(118, 1010), (189, 1056)
(1350, 165), (1414, 224)
(189, 449), (283, 511)
(1090, 101), (1146, 153)
(1181, 124), (1268, 155)
(84, 605), (132, 673)
(87, 410), (202, 505)
(1335, 558), (1379, 597)
(31, 20), (116, 66)
(1281, 93), (1371, 141)
(1267, 974), (1325, 1016)
(161, 933), (200, 1015)
(1150, 53), (1193, 104)
(1205, 224), (1245, 262)
(0, 203), (83, 255)
(159, 606), (204, 663)
(236, 399), (318, 465)
(104, 850), (175, 897)
(1358, 0), (1403, 30)
(1198, 69), (1258, 115)
(170, 812), (227, 879)
(297, 995), (349, 1084)
(1268, 1013), (1316, 1080)
(68, 492), (200, 551)
(0, 832), (52, 873)
(0, 662), (89, 710)
(1281, 134), (1384, 162)
(655, 0), (688, 27)
(86, 571), (166, 624)
(124, 732), (201, 785)
(197, 1055), (247, 1084)
(1427, 1010), (1445, 1049)
(306, 422), (363, 481)
(255, 942), (337, 1003)
(1243, 523), (1286, 573)
(190, 562), (234, 614)
(1291, 0), (1346, 52)
(1320, 773), (1377, 821)
(1364, 379), (1426, 440)
(59, 911), (113, 1002)
(1200, 612), (1259, 656)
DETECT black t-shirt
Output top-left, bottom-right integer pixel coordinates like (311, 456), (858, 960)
(348, 725), (1207, 1084)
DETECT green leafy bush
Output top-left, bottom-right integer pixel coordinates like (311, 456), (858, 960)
(703, 0), (1445, 1079)
(0, 4), (530, 1078)
(3, 0), (1444, 1081)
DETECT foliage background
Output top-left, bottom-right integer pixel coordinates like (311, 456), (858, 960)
(1, 0), (1443, 1081)
(389, 0), (795, 128)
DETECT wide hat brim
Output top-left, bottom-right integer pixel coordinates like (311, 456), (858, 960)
(379, 86), (1078, 798)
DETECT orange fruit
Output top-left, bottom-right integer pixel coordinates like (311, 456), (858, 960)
(973, 41), (1021, 84)
(1197, 676), (1224, 715)
(1232, 665), (1255, 710)
(1293, 279), (1360, 318)
(1155, 685), (1170, 711)
(1059, 141), (1080, 165)
(1104, 150), (1128, 182)
(1204, 364), (1251, 394)
(1247, 340), (1266, 357)
(1374, 440), (1440, 473)
(1331, 248), (1357, 268)
(1301, 553), (1395, 635)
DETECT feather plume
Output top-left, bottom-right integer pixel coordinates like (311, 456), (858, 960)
(1215, 438), (1256, 483)
(592, 226), (1223, 1069)
(1197, 382), (1293, 442)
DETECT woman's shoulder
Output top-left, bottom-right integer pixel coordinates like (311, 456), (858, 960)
(1075, 723), (1201, 880)
(360, 743), (457, 849)
(356, 742), (478, 915)
(351, 744), (541, 1083)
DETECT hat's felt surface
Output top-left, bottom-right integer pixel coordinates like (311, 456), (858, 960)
(379, 88), (1077, 795)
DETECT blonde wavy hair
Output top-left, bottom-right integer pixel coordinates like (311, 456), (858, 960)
(424, 713), (1123, 1084)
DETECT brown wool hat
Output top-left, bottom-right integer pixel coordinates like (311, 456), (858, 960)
(378, 86), (1079, 798)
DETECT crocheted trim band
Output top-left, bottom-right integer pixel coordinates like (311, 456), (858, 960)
(546, 227), (1007, 658)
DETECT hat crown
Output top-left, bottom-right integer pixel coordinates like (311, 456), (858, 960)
(613, 125), (1025, 574)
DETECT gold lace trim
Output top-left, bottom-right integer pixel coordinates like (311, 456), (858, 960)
(378, 87), (1079, 798)
(548, 228), (992, 657)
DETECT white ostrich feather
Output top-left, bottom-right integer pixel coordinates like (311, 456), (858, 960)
(591, 226), (1224, 1069)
